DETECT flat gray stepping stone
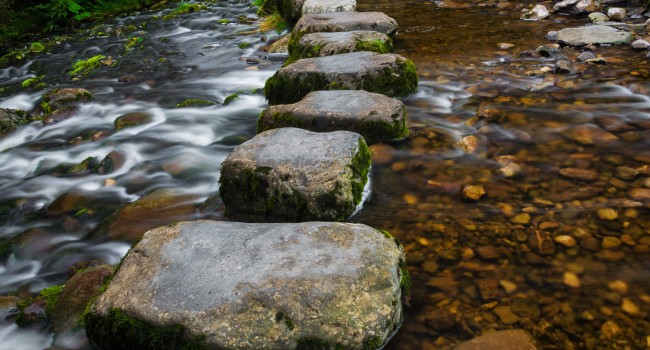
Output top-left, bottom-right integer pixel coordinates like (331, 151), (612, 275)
(556, 25), (633, 46)
(219, 127), (371, 222)
(290, 12), (398, 51)
(265, 51), (417, 105)
(85, 221), (407, 350)
(302, 0), (356, 16)
(286, 30), (393, 65)
(258, 90), (408, 143)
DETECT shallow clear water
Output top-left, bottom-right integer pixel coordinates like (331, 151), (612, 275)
(0, 0), (649, 349)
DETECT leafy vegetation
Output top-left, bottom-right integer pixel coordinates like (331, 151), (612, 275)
(0, 0), (170, 48)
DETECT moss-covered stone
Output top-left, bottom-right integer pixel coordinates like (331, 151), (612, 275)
(265, 52), (418, 105)
(219, 128), (371, 222)
(69, 55), (107, 76)
(175, 99), (216, 108)
(41, 88), (92, 115)
(114, 112), (152, 131)
(286, 31), (393, 66)
(0, 108), (33, 136)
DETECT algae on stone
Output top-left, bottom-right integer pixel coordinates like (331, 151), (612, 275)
(285, 30), (393, 66)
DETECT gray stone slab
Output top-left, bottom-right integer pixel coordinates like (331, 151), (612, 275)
(291, 12), (398, 46)
(557, 25), (634, 46)
(219, 127), (371, 222)
(277, 0), (306, 23)
(286, 30), (393, 65)
(85, 220), (406, 350)
(265, 51), (418, 105)
(258, 90), (408, 143)
(302, 0), (356, 16)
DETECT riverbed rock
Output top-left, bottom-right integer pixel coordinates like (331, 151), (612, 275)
(302, 0), (356, 16)
(553, 0), (598, 16)
(589, 12), (609, 23)
(219, 128), (371, 222)
(291, 12), (399, 47)
(277, 0), (306, 22)
(0, 108), (33, 136)
(265, 51), (417, 105)
(51, 265), (114, 335)
(257, 90), (408, 143)
(521, 4), (549, 20)
(113, 112), (152, 131)
(632, 39), (650, 51)
(607, 7), (626, 21)
(85, 221), (405, 350)
(556, 26), (634, 47)
(41, 88), (92, 115)
(455, 329), (537, 350)
(287, 30), (393, 65)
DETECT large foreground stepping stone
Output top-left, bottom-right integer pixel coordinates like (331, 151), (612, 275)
(289, 12), (398, 51)
(286, 30), (393, 65)
(85, 221), (407, 350)
(258, 90), (408, 143)
(265, 51), (417, 105)
(556, 25), (634, 46)
(219, 127), (371, 222)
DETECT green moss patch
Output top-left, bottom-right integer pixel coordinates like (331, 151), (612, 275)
(70, 55), (107, 77)
(40, 284), (65, 316)
(162, 3), (208, 20)
(350, 138), (371, 205)
(175, 99), (216, 108)
(85, 308), (207, 350)
(256, 111), (304, 133)
(356, 38), (393, 54)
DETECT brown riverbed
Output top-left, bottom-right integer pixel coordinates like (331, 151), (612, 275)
(352, 0), (650, 349)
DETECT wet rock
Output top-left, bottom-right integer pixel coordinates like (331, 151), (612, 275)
(455, 135), (481, 153)
(41, 88), (92, 115)
(265, 51), (417, 105)
(42, 106), (79, 125)
(17, 298), (48, 326)
(462, 185), (485, 201)
(220, 128), (371, 222)
(99, 188), (201, 242)
(607, 7), (626, 21)
(557, 26), (634, 47)
(287, 30), (393, 65)
(114, 112), (152, 131)
(554, 60), (576, 74)
(493, 306), (519, 324)
(558, 167), (599, 182)
(563, 271), (581, 288)
(589, 12), (609, 23)
(258, 90), (408, 144)
(600, 320), (622, 339)
(85, 221), (405, 350)
(426, 181), (462, 195)
(554, 235), (577, 247)
(628, 188), (650, 201)
(291, 12), (398, 44)
(0, 108), (33, 136)
(553, 0), (598, 16)
(521, 4), (549, 20)
(536, 44), (559, 57)
(596, 208), (618, 220)
(499, 163), (521, 178)
(631, 39), (650, 51)
(52, 265), (114, 335)
(621, 298), (640, 315)
(545, 31), (558, 41)
(576, 51), (596, 62)
(276, 0), (306, 22)
(454, 330), (537, 350)
(585, 57), (608, 65)
(301, 0), (356, 16)
(528, 230), (555, 256)
(497, 42), (515, 50)
(475, 246), (499, 261)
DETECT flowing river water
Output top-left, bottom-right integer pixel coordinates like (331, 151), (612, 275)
(0, 0), (649, 349)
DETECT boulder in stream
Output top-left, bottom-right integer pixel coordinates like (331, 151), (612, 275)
(0, 108), (33, 136)
(219, 127), (371, 222)
(85, 220), (406, 350)
(286, 30), (393, 65)
(553, 0), (598, 16)
(41, 88), (92, 115)
(556, 25), (633, 46)
(258, 90), (408, 143)
(265, 51), (417, 105)
(290, 12), (398, 50)
(302, 0), (356, 16)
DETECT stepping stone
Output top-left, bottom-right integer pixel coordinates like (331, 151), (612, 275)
(277, 0), (356, 23)
(85, 221), (407, 350)
(302, 0), (356, 16)
(286, 30), (393, 65)
(219, 127), (371, 222)
(556, 25), (633, 46)
(265, 51), (417, 105)
(290, 12), (398, 51)
(258, 90), (408, 144)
